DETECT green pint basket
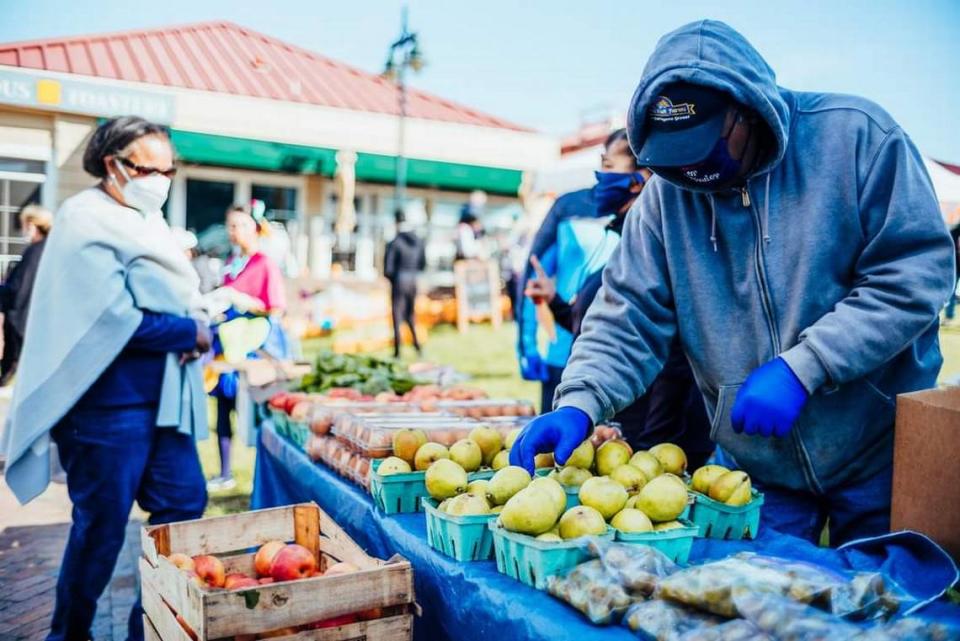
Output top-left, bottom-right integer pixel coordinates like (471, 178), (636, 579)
(614, 519), (699, 564)
(422, 498), (497, 561)
(489, 521), (615, 590)
(688, 490), (764, 540)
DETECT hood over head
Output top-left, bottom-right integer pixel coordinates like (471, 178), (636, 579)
(627, 20), (792, 182)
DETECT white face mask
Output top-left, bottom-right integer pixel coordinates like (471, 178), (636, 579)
(113, 158), (171, 213)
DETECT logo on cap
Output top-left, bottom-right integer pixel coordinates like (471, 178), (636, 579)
(650, 96), (696, 123)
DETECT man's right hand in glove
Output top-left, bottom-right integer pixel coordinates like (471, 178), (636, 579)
(509, 407), (591, 474)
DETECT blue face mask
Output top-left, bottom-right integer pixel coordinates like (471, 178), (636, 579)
(671, 134), (743, 190)
(594, 171), (645, 215)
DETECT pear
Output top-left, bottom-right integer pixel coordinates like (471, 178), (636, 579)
(469, 426), (503, 466)
(624, 494), (641, 510)
(535, 532), (563, 542)
(437, 499), (451, 512)
(465, 479), (490, 500)
(649, 443), (688, 476)
(709, 471), (752, 506)
(636, 475), (689, 522)
(499, 487), (560, 535)
(425, 459), (468, 500)
(653, 520), (686, 531)
(557, 465), (593, 487)
(565, 440), (595, 470)
(578, 476), (628, 520)
(487, 466), (532, 506)
(530, 477), (566, 515)
(392, 429), (427, 466)
(377, 456), (411, 476)
(628, 451), (663, 481)
(445, 493), (490, 516)
(610, 508), (654, 533)
(449, 439), (483, 472)
(610, 464), (648, 495)
(414, 442), (449, 471)
(504, 427), (523, 450)
(558, 506), (607, 540)
(596, 440), (632, 476)
(491, 449), (510, 471)
(691, 464), (731, 495)
(490, 505), (503, 514)
(535, 453), (555, 469)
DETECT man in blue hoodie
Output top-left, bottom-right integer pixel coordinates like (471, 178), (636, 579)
(511, 20), (955, 545)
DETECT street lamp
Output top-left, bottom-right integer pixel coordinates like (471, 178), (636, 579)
(382, 3), (424, 213)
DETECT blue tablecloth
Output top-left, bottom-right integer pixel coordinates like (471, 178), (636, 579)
(251, 422), (959, 641)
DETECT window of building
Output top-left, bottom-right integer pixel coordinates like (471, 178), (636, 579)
(0, 156), (45, 278)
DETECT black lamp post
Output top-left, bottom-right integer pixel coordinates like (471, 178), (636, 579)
(382, 4), (424, 213)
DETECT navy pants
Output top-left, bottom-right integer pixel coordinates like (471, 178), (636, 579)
(48, 405), (207, 641)
(755, 464), (893, 547)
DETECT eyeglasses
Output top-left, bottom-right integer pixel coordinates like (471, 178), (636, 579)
(117, 156), (177, 178)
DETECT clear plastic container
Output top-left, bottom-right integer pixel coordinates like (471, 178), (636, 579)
(421, 399), (536, 418)
(332, 414), (522, 458)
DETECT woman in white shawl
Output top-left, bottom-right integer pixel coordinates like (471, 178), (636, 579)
(0, 117), (210, 641)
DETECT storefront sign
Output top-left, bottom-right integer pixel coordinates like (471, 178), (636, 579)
(0, 68), (175, 123)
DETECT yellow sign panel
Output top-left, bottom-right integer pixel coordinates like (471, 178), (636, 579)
(36, 79), (62, 105)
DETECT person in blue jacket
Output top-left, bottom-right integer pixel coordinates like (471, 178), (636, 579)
(511, 20), (956, 545)
(516, 154), (602, 412)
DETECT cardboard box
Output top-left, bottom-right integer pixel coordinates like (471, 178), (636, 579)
(891, 387), (960, 559)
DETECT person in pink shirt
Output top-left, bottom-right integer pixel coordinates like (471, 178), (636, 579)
(209, 205), (288, 490)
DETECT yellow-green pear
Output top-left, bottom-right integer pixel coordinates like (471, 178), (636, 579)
(653, 520), (686, 531)
(414, 442), (449, 471)
(449, 439), (483, 472)
(691, 465), (730, 495)
(596, 440), (632, 476)
(487, 466), (532, 505)
(610, 508), (654, 533)
(491, 449), (510, 471)
(536, 532), (563, 542)
(530, 477), (566, 515)
(499, 487), (559, 535)
(649, 443), (688, 476)
(378, 456), (411, 475)
(709, 471), (752, 506)
(504, 427), (522, 450)
(578, 476), (628, 520)
(565, 440), (595, 470)
(469, 426), (503, 466)
(636, 475), (688, 522)
(425, 459), (467, 500)
(558, 506), (607, 540)
(466, 479), (490, 500)
(445, 493), (490, 516)
(628, 451), (663, 481)
(610, 464), (648, 494)
(557, 465), (593, 487)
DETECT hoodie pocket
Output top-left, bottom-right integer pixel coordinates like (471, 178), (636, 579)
(709, 384), (742, 441)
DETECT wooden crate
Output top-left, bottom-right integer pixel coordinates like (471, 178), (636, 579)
(140, 503), (415, 640)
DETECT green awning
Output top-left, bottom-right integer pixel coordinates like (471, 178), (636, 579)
(170, 130), (338, 175)
(170, 129), (523, 195)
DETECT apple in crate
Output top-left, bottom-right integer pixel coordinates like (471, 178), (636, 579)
(270, 544), (317, 581)
(224, 573), (258, 589)
(192, 555), (226, 588)
(322, 562), (358, 577)
(166, 553), (194, 571)
(305, 613), (359, 630)
(254, 540), (285, 577)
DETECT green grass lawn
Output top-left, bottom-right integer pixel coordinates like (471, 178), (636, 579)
(200, 322), (960, 516)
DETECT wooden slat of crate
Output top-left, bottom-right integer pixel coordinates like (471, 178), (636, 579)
(203, 563), (413, 638)
(144, 505), (300, 561)
(140, 556), (206, 638)
(140, 562), (195, 641)
(143, 615), (163, 641)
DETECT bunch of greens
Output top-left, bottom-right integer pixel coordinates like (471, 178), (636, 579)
(299, 350), (419, 395)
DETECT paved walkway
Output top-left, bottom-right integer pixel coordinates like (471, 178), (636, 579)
(0, 476), (142, 641)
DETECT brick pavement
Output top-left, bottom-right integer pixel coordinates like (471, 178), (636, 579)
(0, 478), (142, 641)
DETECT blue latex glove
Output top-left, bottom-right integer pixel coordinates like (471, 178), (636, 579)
(731, 357), (810, 438)
(519, 353), (549, 382)
(509, 407), (591, 474)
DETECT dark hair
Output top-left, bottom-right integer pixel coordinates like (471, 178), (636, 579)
(394, 208), (406, 225)
(604, 128), (629, 150)
(82, 116), (169, 179)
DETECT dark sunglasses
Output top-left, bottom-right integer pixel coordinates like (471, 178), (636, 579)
(117, 156), (177, 178)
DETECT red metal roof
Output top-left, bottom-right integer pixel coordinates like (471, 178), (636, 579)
(935, 159), (960, 176)
(0, 20), (529, 132)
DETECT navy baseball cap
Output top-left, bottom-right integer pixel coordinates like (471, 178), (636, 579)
(635, 83), (733, 167)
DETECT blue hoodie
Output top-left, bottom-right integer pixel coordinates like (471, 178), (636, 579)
(556, 20), (955, 493)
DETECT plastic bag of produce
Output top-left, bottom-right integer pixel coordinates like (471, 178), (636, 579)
(655, 552), (901, 619)
(675, 619), (772, 641)
(733, 591), (864, 640)
(852, 618), (959, 641)
(623, 600), (722, 641)
(545, 559), (634, 625)
(587, 538), (678, 596)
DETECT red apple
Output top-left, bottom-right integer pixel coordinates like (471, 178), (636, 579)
(256, 626), (301, 639)
(269, 544), (317, 582)
(357, 607), (383, 621)
(167, 553), (194, 572)
(224, 573), (254, 590)
(258, 577), (275, 585)
(183, 570), (206, 589)
(322, 562), (359, 577)
(254, 540), (285, 577)
(229, 577), (260, 589)
(305, 614), (358, 630)
(193, 555), (226, 588)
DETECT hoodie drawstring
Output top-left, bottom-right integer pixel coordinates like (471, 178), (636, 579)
(762, 173), (772, 244)
(707, 195), (718, 252)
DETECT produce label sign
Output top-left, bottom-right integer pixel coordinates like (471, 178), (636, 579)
(453, 259), (502, 333)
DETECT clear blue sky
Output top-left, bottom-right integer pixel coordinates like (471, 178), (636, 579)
(4, 0), (959, 162)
